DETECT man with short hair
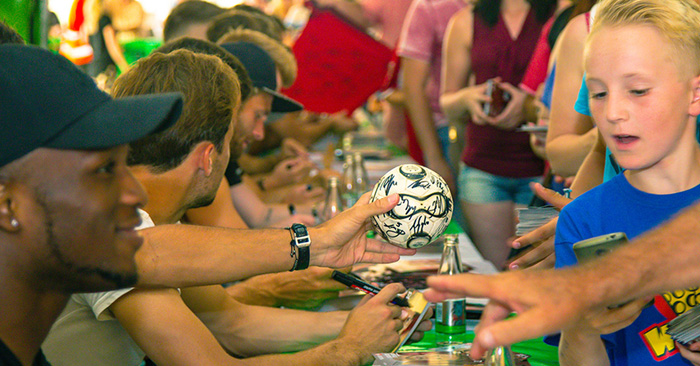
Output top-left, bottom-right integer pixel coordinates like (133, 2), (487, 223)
(0, 44), (182, 366)
(163, 0), (226, 42)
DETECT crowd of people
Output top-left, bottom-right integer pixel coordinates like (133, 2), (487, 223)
(3, 0), (700, 365)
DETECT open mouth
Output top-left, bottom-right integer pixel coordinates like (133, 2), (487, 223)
(613, 134), (639, 144)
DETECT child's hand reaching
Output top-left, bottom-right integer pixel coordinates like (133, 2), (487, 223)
(559, 297), (654, 366)
(577, 297), (654, 336)
(677, 341), (700, 365)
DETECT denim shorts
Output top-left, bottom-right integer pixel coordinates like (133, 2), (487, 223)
(458, 165), (540, 204)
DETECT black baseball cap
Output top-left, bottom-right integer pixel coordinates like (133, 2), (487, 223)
(220, 41), (303, 114)
(0, 45), (183, 167)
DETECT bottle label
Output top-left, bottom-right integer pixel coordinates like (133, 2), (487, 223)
(436, 299), (466, 334)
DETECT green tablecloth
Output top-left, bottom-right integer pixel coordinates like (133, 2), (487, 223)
(397, 325), (559, 366)
(403, 222), (559, 365)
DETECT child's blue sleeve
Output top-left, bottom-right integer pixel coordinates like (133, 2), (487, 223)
(574, 74), (591, 117)
(541, 63), (556, 110)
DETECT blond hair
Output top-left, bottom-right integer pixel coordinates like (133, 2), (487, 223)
(587, 0), (700, 75)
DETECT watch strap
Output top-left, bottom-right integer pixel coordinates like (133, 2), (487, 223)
(288, 223), (310, 271)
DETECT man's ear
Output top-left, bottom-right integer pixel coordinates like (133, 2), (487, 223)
(193, 142), (216, 177)
(689, 74), (700, 117)
(0, 184), (20, 232)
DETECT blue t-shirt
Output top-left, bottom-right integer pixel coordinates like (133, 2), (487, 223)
(574, 75), (700, 182)
(541, 62), (556, 110)
(549, 173), (700, 365)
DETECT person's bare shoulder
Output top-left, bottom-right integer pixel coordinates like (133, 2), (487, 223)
(446, 6), (474, 47)
(451, 5), (475, 27)
(559, 13), (589, 50)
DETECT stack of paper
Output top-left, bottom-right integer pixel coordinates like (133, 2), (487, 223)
(515, 206), (559, 236)
(667, 305), (700, 345)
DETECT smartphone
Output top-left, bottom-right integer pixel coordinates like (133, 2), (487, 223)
(573, 232), (628, 264)
(483, 79), (511, 117)
(573, 232), (654, 309)
(516, 125), (548, 133)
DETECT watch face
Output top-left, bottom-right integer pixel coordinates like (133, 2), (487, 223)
(292, 224), (307, 236)
(292, 224), (310, 246)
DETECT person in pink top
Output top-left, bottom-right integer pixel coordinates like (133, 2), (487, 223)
(397, 0), (469, 195)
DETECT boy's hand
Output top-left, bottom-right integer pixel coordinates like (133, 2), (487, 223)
(573, 296), (652, 336)
(677, 341), (700, 365)
(507, 183), (571, 270)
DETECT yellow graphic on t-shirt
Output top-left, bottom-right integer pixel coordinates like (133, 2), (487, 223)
(640, 287), (700, 361)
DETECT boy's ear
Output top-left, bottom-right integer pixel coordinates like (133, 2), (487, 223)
(689, 75), (700, 116)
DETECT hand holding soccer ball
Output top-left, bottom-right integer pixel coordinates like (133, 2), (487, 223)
(369, 164), (453, 249)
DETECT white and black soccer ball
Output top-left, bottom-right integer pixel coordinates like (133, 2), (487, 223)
(370, 164), (453, 249)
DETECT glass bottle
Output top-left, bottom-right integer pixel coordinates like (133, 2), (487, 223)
(341, 154), (357, 207)
(352, 152), (369, 195)
(484, 346), (516, 366)
(435, 234), (466, 335)
(321, 177), (344, 222)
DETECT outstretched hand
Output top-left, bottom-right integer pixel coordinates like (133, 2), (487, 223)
(423, 267), (597, 360)
(507, 183), (572, 270)
(311, 192), (416, 268)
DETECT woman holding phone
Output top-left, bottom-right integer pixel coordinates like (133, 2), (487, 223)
(439, 0), (556, 269)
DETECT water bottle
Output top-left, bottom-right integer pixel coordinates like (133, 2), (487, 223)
(341, 154), (357, 207)
(435, 234), (466, 335)
(321, 177), (344, 222)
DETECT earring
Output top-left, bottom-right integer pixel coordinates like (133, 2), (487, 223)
(10, 218), (18, 228)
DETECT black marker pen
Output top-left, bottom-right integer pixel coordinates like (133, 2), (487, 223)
(331, 270), (410, 307)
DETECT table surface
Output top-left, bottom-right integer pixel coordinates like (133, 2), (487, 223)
(393, 324), (559, 366)
(314, 147), (559, 365)
(389, 231), (559, 365)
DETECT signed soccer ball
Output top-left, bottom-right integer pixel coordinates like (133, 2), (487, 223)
(370, 164), (453, 249)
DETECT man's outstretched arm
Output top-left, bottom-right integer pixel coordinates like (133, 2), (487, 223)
(425, 199), (700, 358)
(135, 193), (416, 288)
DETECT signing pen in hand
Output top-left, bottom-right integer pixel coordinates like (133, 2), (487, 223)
(331, 270), (410, 307)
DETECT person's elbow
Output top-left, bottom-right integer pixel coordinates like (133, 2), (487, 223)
(439, 93), (466, 122)
(545, 139), (581, 177)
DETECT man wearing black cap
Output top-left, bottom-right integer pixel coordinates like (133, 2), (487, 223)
(43, 48), (430, 366)
(0, 42), (421, 366)
(215, 41), (320, 228)
(0, 44), (182, 366)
